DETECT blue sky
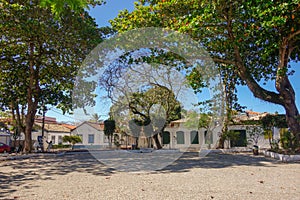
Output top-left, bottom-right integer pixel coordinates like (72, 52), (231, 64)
(47, 0), (300, 122)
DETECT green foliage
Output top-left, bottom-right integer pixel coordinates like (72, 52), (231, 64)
(246, 126), (264, 146)
(113, 134), (121, 147)
(109, 85), (181, 137)
(52, 144), (72, 149)
(90, 113), (101, 122)
(221, 130), (240, 142)
(185, 111), (212, 130)
(62, 135), (82, 150)
(129, 86), (182, 124)
(198, 113), (211, 129)
(280, 130), (299, 152)
(104, 119), (116, 138)
(261, 114), (288, 149)
(111, 0), (300, 142)
(261, 114), (288, 130)
(235, 120), (262, 126)
(0, 0), (105, 151)
(270, 140), (280, 151)
(40, 0), (105, 18)
(184, 111), (200, 129)
(1, 1), (103, 112)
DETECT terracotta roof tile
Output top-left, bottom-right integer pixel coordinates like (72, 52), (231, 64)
(35, 123), (71, 133)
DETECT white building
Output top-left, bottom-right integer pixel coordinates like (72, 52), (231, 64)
(33, 122), (75, 145)
(71, 121), (109, 149)
(163, 119), (222, 151)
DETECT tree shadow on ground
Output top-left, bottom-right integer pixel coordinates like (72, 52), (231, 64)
(0, 152), (114, 198)
(155, 152), (296, 173)
(1, 151), (298, 198)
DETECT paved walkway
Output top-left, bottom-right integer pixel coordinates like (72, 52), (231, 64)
(0, 152), (299, 200)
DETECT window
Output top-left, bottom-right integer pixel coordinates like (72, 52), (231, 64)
(176, 131), (185, 144)
(58, 136), (62, 145)
(88, 134), (94, 144)
(204, 131), (213, 144)
(190, 131), (199, 144)
(51, 136), (56, 144)
(162, 131), (170, 144)
(230, 130), (247, 147)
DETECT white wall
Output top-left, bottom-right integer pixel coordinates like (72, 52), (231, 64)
(71, 123), (108, 147)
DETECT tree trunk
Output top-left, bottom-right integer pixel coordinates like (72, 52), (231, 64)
(283, 99), (300, 145)
(24, 115), (34, 153)
(24, 42), (40, 153)
(153, 133), (162, 149)
(217, 134), (225, 149)
(229, 33), (300, 147)
(135, 137), (139, 149)
(276, 40), (300, 146)
(24, 100), (38, 153)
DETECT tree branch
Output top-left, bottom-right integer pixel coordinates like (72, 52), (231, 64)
(224, 7), (284, 106)
(212, 58), (235, 65)
(287, 30), (300, 41)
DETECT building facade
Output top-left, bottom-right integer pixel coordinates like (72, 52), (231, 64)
(71, 121), (109, 149)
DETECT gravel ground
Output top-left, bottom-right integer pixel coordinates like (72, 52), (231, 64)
(0, 152), (299, 200)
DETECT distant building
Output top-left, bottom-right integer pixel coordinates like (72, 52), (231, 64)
(163, 118), (221, 152)
(163, 111), (283, 151)
(71, 121), (109, 149)
(0, 115), (76, 147)
(35, 116), (57, 124)
(33, 122), (75, 145)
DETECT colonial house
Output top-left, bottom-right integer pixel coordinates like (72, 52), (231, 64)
(162, 110), (282, 151)
(0, 115), (75, 148)
(227, 111), (281, 149)
(226, 124), (280, 149)
(71, 121), (109, 149)
(33, 122), (75, 145)
(163, 118), (222, 151)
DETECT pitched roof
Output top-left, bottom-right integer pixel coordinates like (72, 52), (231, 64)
(232, 111), (269, 122)
(34, 123), (71, 133)
(35, 115), (57, 123)
(61, 124), (76, 130)
(74, 121), (104, 131)
(245, 110), (261, 115)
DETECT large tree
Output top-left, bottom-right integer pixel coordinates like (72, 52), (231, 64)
(111, 0), (300, 145)
(109, 85), (181, 149)
(39, 0), (105, 17)
(129, 86), (181, 149)
(0, 0), (103, 152)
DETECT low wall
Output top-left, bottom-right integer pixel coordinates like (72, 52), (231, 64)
(262, 150), (300, 162)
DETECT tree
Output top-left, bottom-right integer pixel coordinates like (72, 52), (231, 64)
(62, 135), (82, 150)
(39, 0), (105, 17)
(110, 0), (300, 145)
(261, 113), (287, 149)
(90, 113), (101, 122)
(108, 82), (182, 149)
(0, 0), (103, 152)
(99, 54), (188, 149)
(246, 126), (264, 146)
(104, 119), (116, 148)
(129, 86), (182, 149)
(128, 119), (142, 149)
